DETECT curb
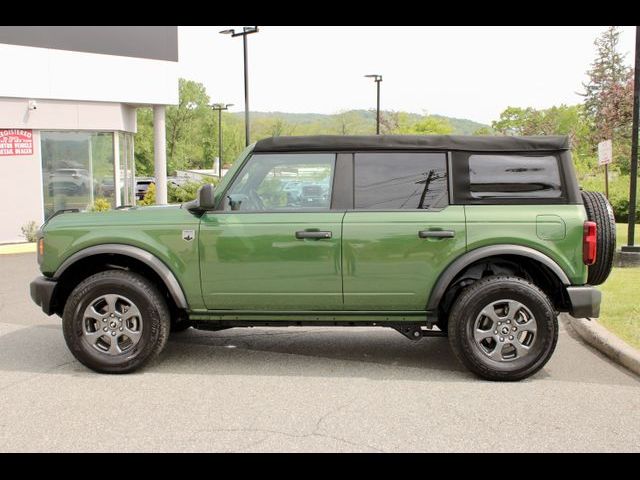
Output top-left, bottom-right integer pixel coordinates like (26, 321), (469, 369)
(0, 242), (36, 255)
(565, 314), (640, 377)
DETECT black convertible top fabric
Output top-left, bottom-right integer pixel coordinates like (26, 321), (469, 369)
(254, 135), (570, 153)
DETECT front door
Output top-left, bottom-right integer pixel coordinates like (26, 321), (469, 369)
(342, 152), (467, 310)
(200, 152), (344, 310)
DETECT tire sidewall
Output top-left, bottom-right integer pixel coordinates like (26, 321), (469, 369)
(63, 272), (166, 373)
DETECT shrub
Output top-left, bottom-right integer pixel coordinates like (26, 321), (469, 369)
(139, 183), (156, 206)
(168, 178), (219, 204)
(89, 197), (112, 212)
(21, 221), (39, 242)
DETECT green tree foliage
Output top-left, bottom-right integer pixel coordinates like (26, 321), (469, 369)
(581, 26), (634, 174)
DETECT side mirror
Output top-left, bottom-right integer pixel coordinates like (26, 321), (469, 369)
(186, 184), (216, 214)
(199, 184), (216, 209)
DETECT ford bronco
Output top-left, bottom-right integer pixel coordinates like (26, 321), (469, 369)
(30, 135), (615, 380)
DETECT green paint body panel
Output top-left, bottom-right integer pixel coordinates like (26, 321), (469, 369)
(41, 205), (206, 309)
(342, 208), (466, 310)
(464, 205), (588, 285)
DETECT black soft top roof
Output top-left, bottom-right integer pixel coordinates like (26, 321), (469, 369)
(254, 134), (570, 153)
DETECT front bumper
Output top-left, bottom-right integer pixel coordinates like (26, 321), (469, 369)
(566, 286), (601, 318)
(30, 276), (57, 316)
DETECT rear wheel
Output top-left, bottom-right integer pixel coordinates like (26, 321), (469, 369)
(448, 276), (558, 381)
(581, 190), (616, 285)
(62, 270), (170, 374)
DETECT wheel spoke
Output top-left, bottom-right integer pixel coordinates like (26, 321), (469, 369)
(123, 327), (141, 343)
(480, 306), (501, 326)
(506, 300), (523, 322)
(122, 304), (141, 322)
(518, 317), (537, 334)
(108, 336), (121, 354)
(474, 329), (494, 342)
(84, 305), (104, 321)
(489, 344), (504, 360)
(104, 294), (118, 314)
(509, 339), (530, 358)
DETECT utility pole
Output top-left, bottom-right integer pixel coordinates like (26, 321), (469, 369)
(365, 74), (383, 135)
(211, 103), (233, 178)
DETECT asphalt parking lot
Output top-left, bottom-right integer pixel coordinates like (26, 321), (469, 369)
(0, 252), (639, 452)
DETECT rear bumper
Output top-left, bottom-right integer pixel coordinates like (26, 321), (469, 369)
(30, 276), (57, 316)
(566, 286), (601, 319)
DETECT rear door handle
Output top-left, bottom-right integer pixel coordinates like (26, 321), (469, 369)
(295, 230), (333, 240)
(418, 230), (455, 239)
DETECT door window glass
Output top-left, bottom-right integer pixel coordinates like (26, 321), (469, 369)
(225, 153), (335, 211)
(354, 153), (447, 209)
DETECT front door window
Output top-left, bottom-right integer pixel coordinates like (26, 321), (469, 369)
(224, 153), (335, 211)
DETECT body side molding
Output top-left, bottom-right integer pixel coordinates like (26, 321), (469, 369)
(54, 244), (189, 309)
(426, 244), (571, 311)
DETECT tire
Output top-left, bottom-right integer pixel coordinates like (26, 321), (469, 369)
(448, 276), (558, 381)
(62, 270), (170, 374)
(581, 190), (616, 285)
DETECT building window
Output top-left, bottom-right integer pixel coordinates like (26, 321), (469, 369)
(41, 131), (135, 220)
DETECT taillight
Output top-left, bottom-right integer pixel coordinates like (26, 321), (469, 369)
(583, 221), (597, 265)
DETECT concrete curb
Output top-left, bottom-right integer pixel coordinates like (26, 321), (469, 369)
(565, 314), (640, 377)
(0, 242), (36, 255)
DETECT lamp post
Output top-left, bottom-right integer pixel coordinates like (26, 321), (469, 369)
(623, 25), (640, 252)
(220, 26), (259, 147)
(211, 103), (234, 178)
(365, 74), (383, 135)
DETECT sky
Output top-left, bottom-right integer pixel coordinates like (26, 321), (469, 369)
(177, 26), (637, 125)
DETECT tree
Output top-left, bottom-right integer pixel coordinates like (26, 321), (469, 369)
(581, 26), (633, 142)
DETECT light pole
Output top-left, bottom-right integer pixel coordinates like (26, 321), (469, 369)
(220, 26), (259, 147)
(623, 25), (640, 253)
(365, 74), (383, 135)
(211, 103), (234, 178)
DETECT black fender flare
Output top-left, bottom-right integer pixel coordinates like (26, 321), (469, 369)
(53, 244), (189, 309)
(426, 244), (571, 311)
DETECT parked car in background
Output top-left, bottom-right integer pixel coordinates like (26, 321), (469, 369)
(135, 177), (155, 201)
(47, 168), (91, 195)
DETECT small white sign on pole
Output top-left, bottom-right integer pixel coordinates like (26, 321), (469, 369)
(598, 139), (613, 166)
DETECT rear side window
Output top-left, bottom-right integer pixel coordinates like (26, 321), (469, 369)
(354, 153), (447, 210)
(467, 154), (563, 201)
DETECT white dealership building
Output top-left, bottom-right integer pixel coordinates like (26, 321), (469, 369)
(0, 26), (178, 243)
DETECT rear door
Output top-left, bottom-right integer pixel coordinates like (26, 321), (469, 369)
(342, 152), (466, 310)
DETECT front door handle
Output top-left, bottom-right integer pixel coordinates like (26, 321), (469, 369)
(418, 230), (455, 239)
(295, 230), (332, 240)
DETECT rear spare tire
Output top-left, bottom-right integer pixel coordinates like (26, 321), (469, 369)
(581, 190), (616, 285)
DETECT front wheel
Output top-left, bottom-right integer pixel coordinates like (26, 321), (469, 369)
(62, 270), (170, 374)
(448, 276), (558, 381)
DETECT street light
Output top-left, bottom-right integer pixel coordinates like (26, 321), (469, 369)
(365, 74), (383, 135)
(211, 103), (234, 178)
(220, 26), (259, 147)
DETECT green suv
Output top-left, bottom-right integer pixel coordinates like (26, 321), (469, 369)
(30, 135), (616, 381)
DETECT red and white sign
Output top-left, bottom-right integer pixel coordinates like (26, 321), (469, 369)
(598, 139), (613, 166)
(0, 129), (34, 156)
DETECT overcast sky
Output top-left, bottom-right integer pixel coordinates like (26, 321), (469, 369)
(177, 26), (636, 125)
